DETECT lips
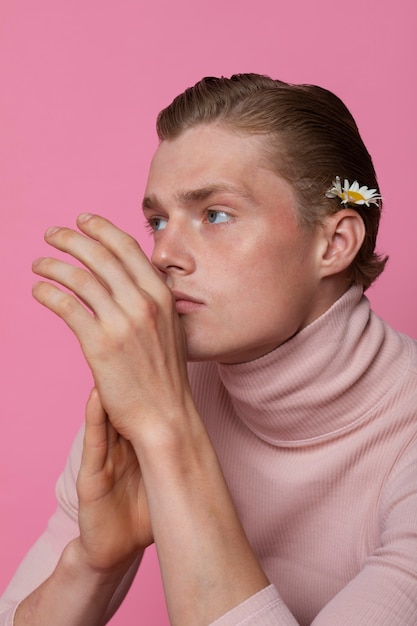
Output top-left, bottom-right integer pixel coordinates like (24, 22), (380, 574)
(171, 290), (205, 314)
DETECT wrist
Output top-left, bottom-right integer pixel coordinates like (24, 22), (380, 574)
(14, 538), (140, 626)
(62, 537), (135, 587)
(130, 394), (209, 470)
(131, 411), (269, 625)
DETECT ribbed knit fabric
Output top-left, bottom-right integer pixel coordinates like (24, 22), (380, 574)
(189, 286), (417, 624)
(1, 286), (417, 624)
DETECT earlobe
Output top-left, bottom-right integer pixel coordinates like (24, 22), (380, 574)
(320, 209), (365, 278)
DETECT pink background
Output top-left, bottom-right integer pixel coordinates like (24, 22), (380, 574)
(0, 1), (416, 623)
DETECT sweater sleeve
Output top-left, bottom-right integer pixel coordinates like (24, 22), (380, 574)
(0, 427), (84, 623)
(210, 435), (417, 626)
(309, 434), (417, 625)
(210, 585), (298, 625)
(0, 426), (142, 625)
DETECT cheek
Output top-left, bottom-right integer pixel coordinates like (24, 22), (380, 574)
(235, 244), (315, 315)
(203, 223), (311, 301)
(206, 245), (274, 304)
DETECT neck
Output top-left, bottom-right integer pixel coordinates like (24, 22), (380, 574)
(216, 286), (407, 444)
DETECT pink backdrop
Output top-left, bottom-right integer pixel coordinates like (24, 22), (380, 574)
(1, 1), (416, 623)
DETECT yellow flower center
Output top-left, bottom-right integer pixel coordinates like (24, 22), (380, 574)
(345, 190), (364, 203)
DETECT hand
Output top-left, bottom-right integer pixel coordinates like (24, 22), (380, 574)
(32, 214), (191, 446)
(76, 388), (151, 571)
(32, 215), (269, 625)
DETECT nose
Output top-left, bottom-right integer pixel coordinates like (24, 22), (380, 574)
(151, 222), (196, 277)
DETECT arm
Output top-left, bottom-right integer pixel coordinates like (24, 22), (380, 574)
(132, 394), (270, 624)
(309, 435), (417, 626)
(32, 215), (417, 626)
(13, 540), (140, 626)
(1, 393), (146, 626)
(213, 434), (417, 626)
(0, 427), (83, 623)
(31, 214), (270, 625)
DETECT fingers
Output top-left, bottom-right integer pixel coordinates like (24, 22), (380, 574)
(76, 214), (167, 299)
(32, 215), (174, 334)
(32, 256), (121, 322)
(38, 215), (170, 310)
(36, 226), (146, 311)
(82, 388), (120, 471)
(81, 388), (109, 475)
(32, 215), (174, 341)
(32, 279), (99, 340)
(32, 215), (188, 440)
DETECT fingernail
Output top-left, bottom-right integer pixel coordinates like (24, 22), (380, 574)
(45, 226), (60, 237)
(78, 212), (93, 223)
(32, 257), (44, 267)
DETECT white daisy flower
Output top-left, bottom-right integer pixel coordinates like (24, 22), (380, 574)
(326, 176), (382, 207)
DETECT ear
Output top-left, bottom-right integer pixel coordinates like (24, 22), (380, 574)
(319, 209), (365, 278)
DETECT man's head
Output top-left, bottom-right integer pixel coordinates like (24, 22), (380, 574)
(156, 73), (387, 290)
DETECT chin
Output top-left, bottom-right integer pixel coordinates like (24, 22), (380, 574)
(184, 337), (225, 363)
(185, 347), (217, 363)
(183, 326), (253, 364)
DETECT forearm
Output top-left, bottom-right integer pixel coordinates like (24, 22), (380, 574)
(14, 538), (139, 626)
(135, 416), (269, 626)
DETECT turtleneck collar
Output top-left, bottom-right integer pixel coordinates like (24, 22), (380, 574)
(217, 286), (409, 446)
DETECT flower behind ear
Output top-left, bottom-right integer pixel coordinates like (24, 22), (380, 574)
(326, 176), (382, 207)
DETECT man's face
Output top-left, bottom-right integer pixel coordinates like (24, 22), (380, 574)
(143, 124), (326, 364)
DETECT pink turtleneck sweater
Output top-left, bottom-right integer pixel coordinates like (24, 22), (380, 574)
(1, 287), (417, 624)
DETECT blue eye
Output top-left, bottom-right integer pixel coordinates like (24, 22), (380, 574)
(207, 210), (231, 224)
(148, 217), (168, 232)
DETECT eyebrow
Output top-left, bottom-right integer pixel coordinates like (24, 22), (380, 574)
(142, 182), (254, 211)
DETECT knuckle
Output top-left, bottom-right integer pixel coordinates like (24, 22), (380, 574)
(71, 266), (93, 290)
(93, 243), (115, 266)
(121, 298), (159, 336)
(56, 291), (80, 317)
(141, 296), (159, 319)
(133, 295), (162, 330)
(123, 235), (141, 255)
(98, 319), (132, 357)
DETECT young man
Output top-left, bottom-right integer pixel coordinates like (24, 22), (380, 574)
(1, 74), (416, 625)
